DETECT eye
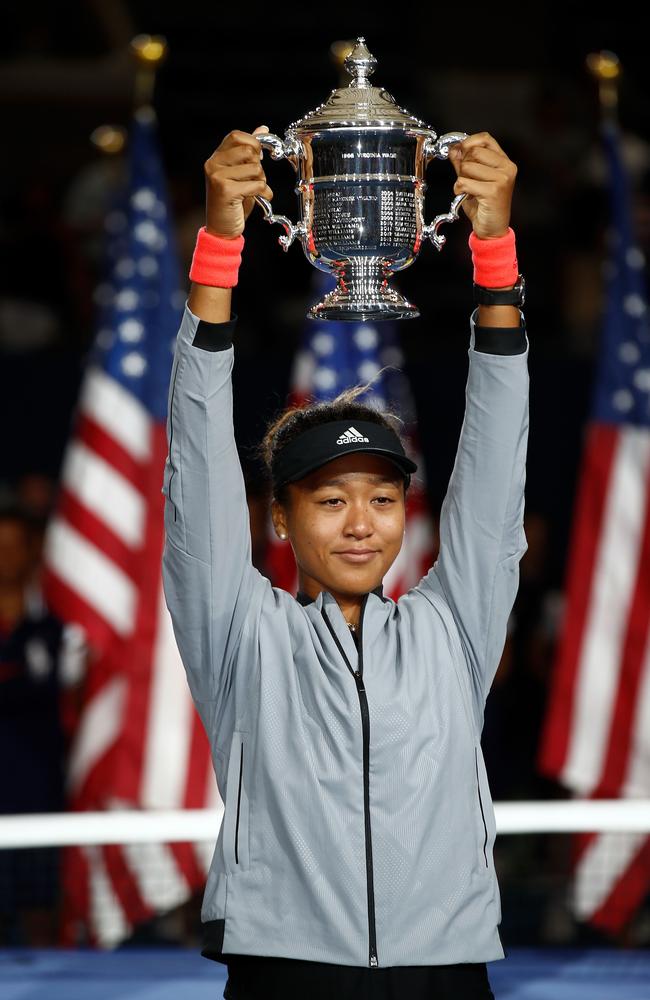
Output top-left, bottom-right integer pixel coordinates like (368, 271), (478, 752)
(318, 496), (395, 507)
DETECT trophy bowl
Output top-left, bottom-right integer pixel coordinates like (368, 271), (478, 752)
(254, 37), (467, 322)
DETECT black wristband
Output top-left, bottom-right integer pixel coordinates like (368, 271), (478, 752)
(474, 274), (526, 307)
(191, 313), (238, 352)
(474, 325), (526, 355)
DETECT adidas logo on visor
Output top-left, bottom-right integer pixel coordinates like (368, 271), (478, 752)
(336, 425), (370, 445)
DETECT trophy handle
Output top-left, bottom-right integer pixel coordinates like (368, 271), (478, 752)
(422, 131), (468, 251)
(253, 132), (307, 251)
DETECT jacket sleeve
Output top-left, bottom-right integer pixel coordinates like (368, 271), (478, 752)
(160, 301), (270, 709)
(413, 307), (529, 714)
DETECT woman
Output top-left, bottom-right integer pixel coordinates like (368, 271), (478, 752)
(161, 126), (528, 1000)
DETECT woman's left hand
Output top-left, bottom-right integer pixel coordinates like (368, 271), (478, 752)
(449, 132), (517, 239)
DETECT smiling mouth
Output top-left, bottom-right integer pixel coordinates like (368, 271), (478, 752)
(335, 551), (378, 561)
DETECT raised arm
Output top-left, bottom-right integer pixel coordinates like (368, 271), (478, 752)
(161, 127), (274, 710)
(412, 134), (529, 720)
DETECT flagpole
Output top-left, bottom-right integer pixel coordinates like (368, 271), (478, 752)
(130, 33), (168, 112)
(87, 34), (167, 151)
(586, 49), (621, 125)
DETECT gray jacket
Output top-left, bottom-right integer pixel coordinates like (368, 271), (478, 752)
(161, 300), (529, 969)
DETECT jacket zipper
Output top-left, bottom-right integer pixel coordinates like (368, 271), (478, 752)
(321, 592), (379, 968)
(475, 747), (488, 868)
(234, 741), (243, 865)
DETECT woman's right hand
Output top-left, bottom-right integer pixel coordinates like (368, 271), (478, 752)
(204, 126), (274, 239)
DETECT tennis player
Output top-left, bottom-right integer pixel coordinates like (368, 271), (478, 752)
(161, 125), (528, 1000)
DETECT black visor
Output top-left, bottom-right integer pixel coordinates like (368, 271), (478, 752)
(271, 419), (418, 494)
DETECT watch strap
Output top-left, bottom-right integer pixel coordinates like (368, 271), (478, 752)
(474, 274), (525, 307)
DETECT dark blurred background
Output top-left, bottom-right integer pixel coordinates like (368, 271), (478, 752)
(2, 3), (650, 576)
(1, 0), (649, 952)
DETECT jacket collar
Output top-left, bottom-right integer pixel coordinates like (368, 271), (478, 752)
(297, 582), (391, 659)
(295, 582), (385, 607)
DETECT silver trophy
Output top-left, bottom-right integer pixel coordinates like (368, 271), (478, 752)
(254, 37), (467, 321)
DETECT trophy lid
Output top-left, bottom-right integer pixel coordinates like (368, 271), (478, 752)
(287, 37), (434, 133)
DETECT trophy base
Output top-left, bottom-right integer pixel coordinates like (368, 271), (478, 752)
(307, 259), (419, 322)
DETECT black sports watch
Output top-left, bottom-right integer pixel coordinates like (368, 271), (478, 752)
(473, 273), (526, 307)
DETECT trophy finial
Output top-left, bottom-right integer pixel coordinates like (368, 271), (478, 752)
(344, 37), (377, 88)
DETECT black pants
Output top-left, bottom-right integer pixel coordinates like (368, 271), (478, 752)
(223, 955), (495, 999)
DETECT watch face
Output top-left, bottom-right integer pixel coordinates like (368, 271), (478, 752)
(516, 275), (526, 306)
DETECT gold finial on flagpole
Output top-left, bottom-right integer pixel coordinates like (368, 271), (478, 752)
(130, 33), (168, 111)
(330, 40), (356, 85)
(586, 50), (621, 122)
(90, 124), (127, 155)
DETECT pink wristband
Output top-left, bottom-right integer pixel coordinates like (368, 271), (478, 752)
(469, 227), (519, 288)
(189, 227), (245, 287)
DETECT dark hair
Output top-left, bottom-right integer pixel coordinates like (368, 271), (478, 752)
(254, 365), (411, 508)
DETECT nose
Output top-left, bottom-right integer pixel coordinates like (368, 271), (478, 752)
(343, 500), (375, 538)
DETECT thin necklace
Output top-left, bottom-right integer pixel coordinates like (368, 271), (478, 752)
(346, 621), (358, 632)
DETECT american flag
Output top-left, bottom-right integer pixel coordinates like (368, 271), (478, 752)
(538, 119), (650, 932)
(42, 106), (219, 946)
(265, 270), (436, 599)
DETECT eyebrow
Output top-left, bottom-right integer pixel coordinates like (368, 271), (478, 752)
(315, 475), (400, 488)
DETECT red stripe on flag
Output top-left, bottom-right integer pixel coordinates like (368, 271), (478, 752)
(168, 841), (205, 890)
(265, 534), (298, 595)
(101, 842), (154, 929)
(110, 425), (167, 804)
(56, 490), (138, 580)
(68, 732), (120, 804)
(58, 843), (91, 946)
(572, 829), (598, 867)
(538, 423), (619, 778)
(76, 414), (148, 491)
(43, 565), (121, 653)
(595, 456), (650, 796)
(589, 834), (650, 933)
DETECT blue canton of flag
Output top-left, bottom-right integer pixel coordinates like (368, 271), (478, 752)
(592, 120), (650, 427)
(296, 270), (417, 422)
(91, 106), (185, 421)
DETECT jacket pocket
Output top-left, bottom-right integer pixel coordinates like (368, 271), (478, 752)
(474, 746), (489, 871)
(222, 731), (250, 872)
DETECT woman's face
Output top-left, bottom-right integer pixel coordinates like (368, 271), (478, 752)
(272, 452), (406, 601)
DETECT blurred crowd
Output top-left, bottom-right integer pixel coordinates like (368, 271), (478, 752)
(0, 476), (86, 946)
